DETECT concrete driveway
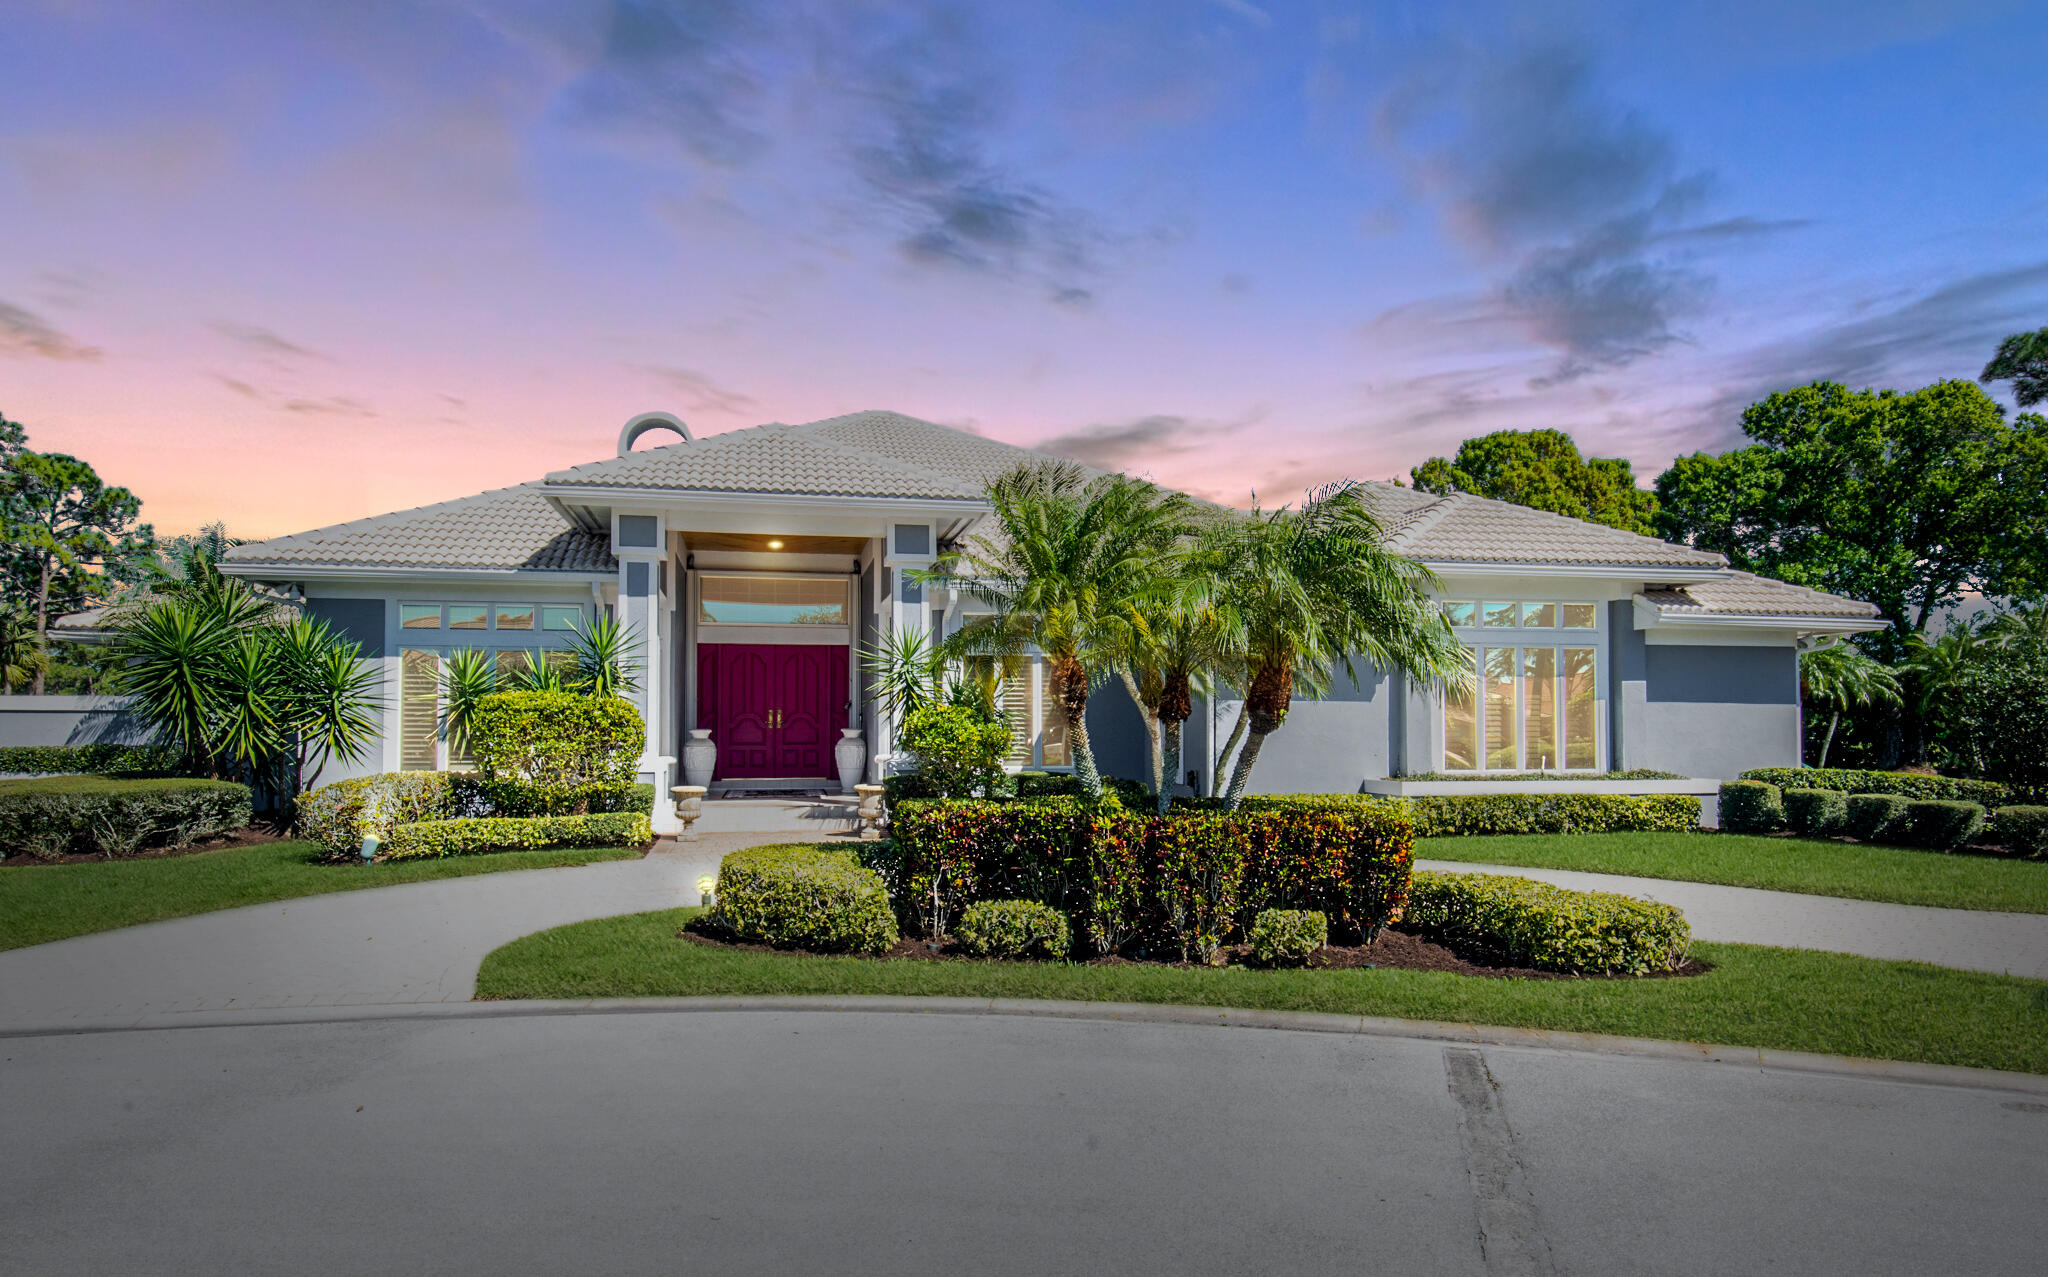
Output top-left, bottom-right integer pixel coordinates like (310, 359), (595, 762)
(3, 1008), (2042, 1276)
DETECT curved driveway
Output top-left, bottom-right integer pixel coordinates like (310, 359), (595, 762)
(4, 1008), (2043, 1276)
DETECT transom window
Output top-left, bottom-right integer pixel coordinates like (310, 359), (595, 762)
(1440, 599), (1601, 772)
(698, 575), (847, 627)
(400, 602), (585, 633)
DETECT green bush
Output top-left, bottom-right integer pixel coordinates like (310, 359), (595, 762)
(298, 772), (466, 857)
(1248, 908), (1327, 968)
(1781, 787), (1849, 838)
(1402, 792), (1700, 836)
(899, 703), (1011, 797)
(0, 743), (183, 778)
(888, 798), (1413, 959)
(1719, 781), (1785, 833)
(1940, 640), (2048, 795)
(476, 778), (649, 817)
(1739, 767), (2009, 807)
(710, 844), (898, 954)
(1897, 800), (1986, 851)
(382, 811), (651, 859)
(0, 777), (251, 860)
(1992, 806), (2048, 859)
(1405, 871), (1692, 976)
(956, 898), (1071, 960)
(1846, 793), (1911, 842)
(469, 691), (643, 807)
(1398, 768), (1685, 782)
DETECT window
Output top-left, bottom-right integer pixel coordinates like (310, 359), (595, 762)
(449, 605), (487, 630)
(401, 650), (439, 770)
(698, 575), (846, 626)
(997, 656), (1072, 769)
(495, 605), (534, 631)
(401, 605), (441, 629)
(542, 606), (583, 632)
(1441, 601), (1601, 771)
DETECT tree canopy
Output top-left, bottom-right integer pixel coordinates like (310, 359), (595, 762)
(1981, 326), (2048, 408)
(1653, 379), (2048, 661)
(1410, 428), (1658, 536)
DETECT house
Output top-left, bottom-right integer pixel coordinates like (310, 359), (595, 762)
(216, 409), (1883, 832)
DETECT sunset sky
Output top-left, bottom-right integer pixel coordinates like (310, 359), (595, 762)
(4, 0), (2044, 539)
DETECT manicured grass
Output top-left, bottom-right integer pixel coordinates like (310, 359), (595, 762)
(476, 907), (2048, 1076)
(1417, 831), (2048, 914)
(0, 841), (645, 952)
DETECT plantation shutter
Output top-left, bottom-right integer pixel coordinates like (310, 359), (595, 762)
(1001, 665), (1035, 768)
(400, 650), (439, 771)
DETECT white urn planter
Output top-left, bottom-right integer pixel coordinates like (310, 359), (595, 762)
(834, 729), (866, 795)
(683, 729), (717, 788)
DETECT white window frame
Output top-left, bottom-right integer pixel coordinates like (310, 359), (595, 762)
(1440, 598), (1607, 774)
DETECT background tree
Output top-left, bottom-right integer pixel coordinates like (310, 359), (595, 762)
(935, 462), (1194, 800)
(1411, 428), (1659, 535)
(1798, 642), (1901, 767)
(1654, 380), (2048, 664)
(1, 446), (156, 690)
(1981, 327), (2048, 408)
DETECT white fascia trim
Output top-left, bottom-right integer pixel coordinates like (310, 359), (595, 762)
(1423, 560), (1726, 583)
(219, 564), (615, 584)
(1632, 595), (1885, 635)
(540, 485), (986, 516)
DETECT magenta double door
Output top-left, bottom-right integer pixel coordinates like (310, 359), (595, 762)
(697, 643), (848, 780)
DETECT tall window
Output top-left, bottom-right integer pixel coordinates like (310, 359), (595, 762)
(1440, 600), (1601, 772)
(996, 656), (1071, 769)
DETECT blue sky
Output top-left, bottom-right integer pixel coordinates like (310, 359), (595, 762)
(2, 0), (2043, 535)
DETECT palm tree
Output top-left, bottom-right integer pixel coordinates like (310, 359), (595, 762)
(1799, 641), (1902, 767)
(1214, 481), (1468, 808)
(934, 462), (1196, 800)
(0, 603), (50, 693)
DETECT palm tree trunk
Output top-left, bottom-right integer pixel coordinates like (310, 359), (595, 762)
(1158, 718), (1183, 815)
(1223, 661), (1292, 811)
(1221, 728), (1266, 810)
(1212, 704), (1248, 795)
(1051, 657), (1102, 800)
(31, 558), (50, 695)
(1118, 667), (1165, 798)
(1069, 711), (1102, 799)
(1818, 711), (1840, 768)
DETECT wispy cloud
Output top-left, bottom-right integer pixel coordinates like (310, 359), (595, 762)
(210, 320), (324, 362)
(632, 363), (756, 415)
(0, 300), (102, 361)
(1036, 413), (1240, 472)
(280, 395), (375, 417)
(556, 0), (773, 167)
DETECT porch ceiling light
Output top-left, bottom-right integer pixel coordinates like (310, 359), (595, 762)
(766, 539), (784, 550)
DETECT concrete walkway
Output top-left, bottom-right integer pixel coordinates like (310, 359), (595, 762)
(1417, 858), (2048, 979)
(4, 843), (2044, 1034)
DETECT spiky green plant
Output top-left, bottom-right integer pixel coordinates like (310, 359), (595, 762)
(859, 627), (949, 719)
(439, 648), (499, 760)
(1799, 642), (1903, 768)
(566, 613), (642, 697)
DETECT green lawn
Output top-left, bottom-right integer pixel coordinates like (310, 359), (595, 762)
(0, 841), (645, 952)
(1417, 831), (2048, 914)
(476, 907), (2048, 1076)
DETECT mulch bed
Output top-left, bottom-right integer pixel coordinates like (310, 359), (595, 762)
(1, 824), (289, 866)
(679, 916), (1709, 981)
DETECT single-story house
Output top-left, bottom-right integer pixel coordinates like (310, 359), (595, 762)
(216, 409), (1883, 833)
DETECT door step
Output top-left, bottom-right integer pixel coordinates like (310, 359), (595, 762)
(689, 794), (861, 835)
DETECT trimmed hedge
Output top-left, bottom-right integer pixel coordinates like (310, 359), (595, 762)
(1398, 769), (1685, 782)
(1898, 800), (1986, 851)
(711, 844), (898, 954)
(886, 797), (1413, 961)
(1248, 908), (1327, 968)
(0, 743), (183, 778)
(0, 777), (251, 860)
(468, 691), (642, 805)
(382, 811), (651, 859)
(956, 898), (1071, 960)
(1740, 767), (2010, 807)
(1782, 787), (1849, 838)
(881, 770), (1150, 808)
(298, 773), (657, 857)
(1223, 791), (1699, 837)
(1993, 806), (2048, 859)
(476, 779), (652, 818)
(1846, 794), (1911, 842)
(1719, 780), (1785, 834)
(1405, 870), (1692, 976)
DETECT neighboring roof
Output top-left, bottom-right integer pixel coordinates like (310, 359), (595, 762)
(221, 483), (612, 575)
(1368, 487), (1727, 570)
(542, 410), (1076, 500)
(1639, 571), (1883, 622)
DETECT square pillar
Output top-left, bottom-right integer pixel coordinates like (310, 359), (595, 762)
(614, 512), (677, 834)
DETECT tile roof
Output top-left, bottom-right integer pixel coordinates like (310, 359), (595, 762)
(1639, 571), (1882, 620)
(1367, 487), (1727, 569)
(221, 483), (613, 574)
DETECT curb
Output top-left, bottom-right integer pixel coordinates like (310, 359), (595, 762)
(6, 995), (2046, 1096)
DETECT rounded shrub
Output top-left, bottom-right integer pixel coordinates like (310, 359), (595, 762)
(1781, 787), (1849, 838)
(1992, 806), (2048, 859)
(711, 844), (899, 954)
(955, 898), (1071, 960)
(1846, 793), (1911, 842)
(1405, 871), (1691, 976)
(899, 703), (1011, 798)
(383, 812), (651, 859)
(469, 691), (643, 807)
(1248, 908), (1327, 968)
(1898, 800), (1986, 851)
(1719, 780), (1785, 834)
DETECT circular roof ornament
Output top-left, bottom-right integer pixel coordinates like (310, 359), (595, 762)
(617, 411), (693, 456)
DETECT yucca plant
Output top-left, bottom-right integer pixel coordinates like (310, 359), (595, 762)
(439, 648), (500, 760)
(511, 655), (574, 693)
(116, 597), (235, 775)
(566, 613), (642, 697)
(860, 627), (949, 718)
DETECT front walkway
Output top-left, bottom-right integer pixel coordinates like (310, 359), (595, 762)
(4, 845), (2043, 1034)
(1417, 858), (2048, 979)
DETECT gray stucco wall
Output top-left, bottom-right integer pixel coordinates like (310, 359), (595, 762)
(1210, 664), (1395, 795)
(1611, 602), (1801, 779)
(304, 597), (386, 658)
(1083, 678), (1159, 783)
(0, 695), (153, 750)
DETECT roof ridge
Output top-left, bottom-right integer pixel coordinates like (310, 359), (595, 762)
(543, 420), (796, 483)
(1380, 491), (1464, 548)
(222, 480), (552, 557)
(1443, 489), (1726, 566)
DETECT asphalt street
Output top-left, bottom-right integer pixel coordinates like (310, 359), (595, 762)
(4, 1009), (2042, 1276)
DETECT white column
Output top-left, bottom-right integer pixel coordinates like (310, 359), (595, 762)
(614, 524), (677, 834)
(876, 521), (936, 778)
